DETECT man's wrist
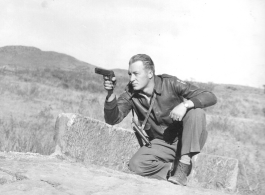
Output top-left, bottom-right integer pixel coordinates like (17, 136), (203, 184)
(106, 93), (116, 102)
(183, 100), (194, 109)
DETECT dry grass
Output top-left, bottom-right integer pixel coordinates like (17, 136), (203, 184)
(205, 115), (265, 195)
(0, 68), (264, 194)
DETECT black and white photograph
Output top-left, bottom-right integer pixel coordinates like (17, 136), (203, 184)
(0, 0), (264, 194)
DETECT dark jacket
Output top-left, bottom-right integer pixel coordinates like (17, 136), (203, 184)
(104, 74), (217, 143)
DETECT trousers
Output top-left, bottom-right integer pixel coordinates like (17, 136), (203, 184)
(128, 108), (207, 180)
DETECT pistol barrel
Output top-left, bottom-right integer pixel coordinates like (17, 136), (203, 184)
(95, 68), (115, 77)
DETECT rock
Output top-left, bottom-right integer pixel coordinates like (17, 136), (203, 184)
(189, 153), (238, 192)
(53, 113), (239, 193)
(0, 152), (229, 195)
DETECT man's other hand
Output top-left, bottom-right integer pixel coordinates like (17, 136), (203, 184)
(169, 104), (187, 121)
(169, 101), (194, 121)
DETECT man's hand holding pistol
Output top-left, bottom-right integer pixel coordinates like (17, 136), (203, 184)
(95, 68), (116, 101)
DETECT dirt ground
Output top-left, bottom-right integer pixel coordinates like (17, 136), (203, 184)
(0, 152), (230, 195)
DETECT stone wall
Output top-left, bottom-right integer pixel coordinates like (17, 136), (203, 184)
(54, 113), (239, 193)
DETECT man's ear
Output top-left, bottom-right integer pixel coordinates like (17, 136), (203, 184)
(148, 70), (154, 79)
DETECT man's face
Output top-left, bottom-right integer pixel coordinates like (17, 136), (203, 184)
(128, 61), (152, 91)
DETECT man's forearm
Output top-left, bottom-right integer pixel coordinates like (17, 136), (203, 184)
(174, 77), (217, 108)
(104, 92), (133, 125)
(189, 92), (217, 108)
(104, 97), (120, 125)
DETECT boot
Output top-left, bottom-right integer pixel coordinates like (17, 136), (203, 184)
(168, 161), (191, 186)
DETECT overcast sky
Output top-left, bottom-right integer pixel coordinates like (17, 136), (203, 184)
(0, 0), (264, 88)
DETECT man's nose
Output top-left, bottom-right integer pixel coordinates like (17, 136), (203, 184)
(130, 74), (135, 82)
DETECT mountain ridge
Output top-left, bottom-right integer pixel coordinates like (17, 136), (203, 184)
(0, 45), (95, 71)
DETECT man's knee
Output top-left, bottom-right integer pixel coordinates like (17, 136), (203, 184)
(184, 108), (206, 121)
(128, 157), (145, 175)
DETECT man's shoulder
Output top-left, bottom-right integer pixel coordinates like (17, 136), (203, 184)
(159, 74), (178, 82)
(120, 84), (134, 99)
(160, 74), (174, 78)
(159, 74), (188, 85)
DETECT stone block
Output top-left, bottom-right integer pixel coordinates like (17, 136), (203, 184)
(54, 113), (139, 172)
(189, 153), (238, 192)
(54, 113), (239, 192)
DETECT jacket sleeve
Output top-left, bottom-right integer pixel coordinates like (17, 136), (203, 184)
(171, 77), (217, 108)
(104, 92), (133, 125)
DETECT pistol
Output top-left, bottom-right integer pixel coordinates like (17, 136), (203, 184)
(95, 67), (115, 81)
(95, 67), (116, 97)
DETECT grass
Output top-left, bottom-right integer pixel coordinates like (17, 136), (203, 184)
(0, 110), (55, 155)
(205, 115), (265, 194)
(0, 68), (264, 194)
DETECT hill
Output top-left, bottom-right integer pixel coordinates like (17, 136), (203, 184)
(0, 45), (95, 72)
(0, 45), (129, 79)
(0, 45), (129, 94)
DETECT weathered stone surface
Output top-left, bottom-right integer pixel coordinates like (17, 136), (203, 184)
(189, 153), (238, 192)
(54, 113), (139, 173)
(54, 113), (239, 193)
(0, 152), (230, 195)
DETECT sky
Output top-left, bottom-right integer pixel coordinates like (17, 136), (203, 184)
(0, 0), (264, 88)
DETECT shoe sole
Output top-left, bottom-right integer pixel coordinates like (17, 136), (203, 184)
(167, 177), (187, 186)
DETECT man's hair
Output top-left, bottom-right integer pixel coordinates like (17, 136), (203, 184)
(129, 54), (155, 74)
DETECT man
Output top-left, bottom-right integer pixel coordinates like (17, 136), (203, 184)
(103, 54), (217, 186)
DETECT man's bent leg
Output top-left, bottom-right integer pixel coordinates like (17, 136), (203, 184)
(181, 108), (207, 156)
(129, 139), (177, 180)
(168, 108), (207, 186)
